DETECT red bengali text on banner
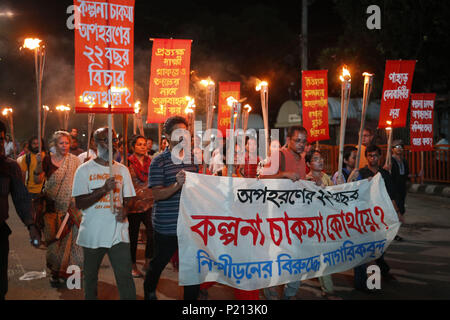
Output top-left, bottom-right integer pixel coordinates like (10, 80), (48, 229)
(301, 70), (329, 142)
(147, 38), (192, 123)
(378, 60), (416, 128)
(217, 82), (240, 137)
(410, 93), (435, 151)
(75, 0), (135, 114)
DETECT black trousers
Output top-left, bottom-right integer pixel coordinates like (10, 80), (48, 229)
(143, 231), (199, 300)
(0, 222), (12, 300)
(127, 209), (153, 263)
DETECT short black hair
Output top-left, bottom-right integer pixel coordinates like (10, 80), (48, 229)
(344, 146), (357, 161)
(28, 136), (46, 151)
(163, 116), (188, 136)
(363, 127), (374, 135)
(305, 148), (321, 164)
(287, 125), (307, 138)
(365, 144), (381, 156)
(131, 135), (146, 147)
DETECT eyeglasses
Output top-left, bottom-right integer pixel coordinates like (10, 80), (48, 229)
(367, 153), (380, 158)
(394, 145), (403, 149)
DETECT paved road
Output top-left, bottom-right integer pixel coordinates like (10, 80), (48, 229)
(4, 192), (450, 300)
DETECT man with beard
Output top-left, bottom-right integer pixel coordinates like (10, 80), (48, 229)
(72, 127), (136, 300)
(17, 137), (46, 199)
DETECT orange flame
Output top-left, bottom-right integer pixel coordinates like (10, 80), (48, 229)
(22, 38), (42, 50)
(386, 120), (392, 131)
(200, 78), (215, 87)
(56, 105), (70, 112)
(1, 108), (13, 116)
(339, 66), (351, 82)
(256, 81), (268, 91)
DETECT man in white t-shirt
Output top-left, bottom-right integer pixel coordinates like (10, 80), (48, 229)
(72, 127), (136, 300)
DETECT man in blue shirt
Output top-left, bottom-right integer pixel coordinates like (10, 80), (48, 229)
(143, 116), (199, 300)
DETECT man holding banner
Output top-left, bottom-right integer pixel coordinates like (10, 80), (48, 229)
(259, 125), (307, 182)
(143, 116), (200, 300)
(357, 145), (404, 282)
(259, 125), (308, 299)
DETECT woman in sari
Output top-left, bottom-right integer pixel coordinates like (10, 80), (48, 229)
(127, 135), (153, 277)
(35, 131), (83, 287)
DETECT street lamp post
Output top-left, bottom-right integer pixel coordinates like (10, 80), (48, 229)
(22, 38), (46, 153)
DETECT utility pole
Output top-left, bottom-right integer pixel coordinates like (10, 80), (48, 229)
(301, 0), (308, 71)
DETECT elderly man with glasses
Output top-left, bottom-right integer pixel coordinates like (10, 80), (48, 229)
(72, 127), (136, 300)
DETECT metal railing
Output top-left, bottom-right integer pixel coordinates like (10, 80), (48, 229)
(319, 144), (450, 184)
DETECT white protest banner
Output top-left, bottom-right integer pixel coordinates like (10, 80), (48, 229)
(178, 172), (400, 290)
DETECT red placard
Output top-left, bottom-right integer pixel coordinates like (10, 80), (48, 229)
(217, 82), (240, 137)
(378, 60), (416, 128)
(75, 0), (135, 114)
(301, 70), (329, 142)
(146, 39), (192, 124)
(410, 93), (435, 151)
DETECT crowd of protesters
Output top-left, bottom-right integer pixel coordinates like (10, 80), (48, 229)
(0, 116), (443, 300)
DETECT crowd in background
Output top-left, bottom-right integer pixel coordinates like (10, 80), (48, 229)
(0, 117), (448, 300)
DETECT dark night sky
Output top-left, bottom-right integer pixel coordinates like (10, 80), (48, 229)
(1, 1), (447, 142)
(0, 0), (345, 141)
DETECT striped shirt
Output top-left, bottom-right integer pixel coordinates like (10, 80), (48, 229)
(148, 148), (198, 235)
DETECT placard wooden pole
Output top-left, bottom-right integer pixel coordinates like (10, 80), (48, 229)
(108, 113), (114, 212)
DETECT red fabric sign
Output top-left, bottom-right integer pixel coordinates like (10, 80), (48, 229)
(378, 60), (416, 128)
(75, 0), (135, 114)
(217, 82), (240, 137)
(409, 93), (435, 151)
(146, 39), (192, 124)
(301, 70), (329, 142)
